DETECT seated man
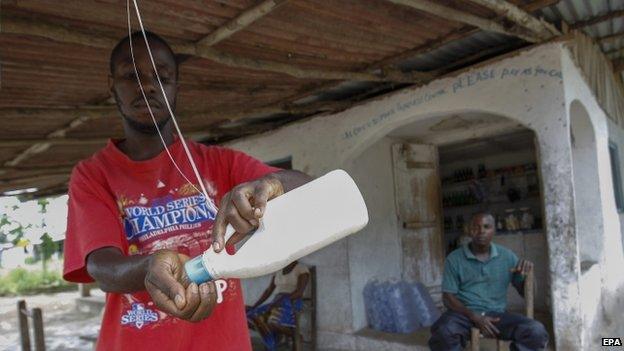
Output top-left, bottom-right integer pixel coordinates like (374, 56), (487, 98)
(246, 260), (310, 350)
(429, 212), (548, 351)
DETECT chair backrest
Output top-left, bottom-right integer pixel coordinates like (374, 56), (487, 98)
(298, 266), (317, 349)
(302, 266), (316, 300)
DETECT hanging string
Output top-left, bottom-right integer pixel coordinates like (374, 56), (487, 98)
(126, 0), (218, 214)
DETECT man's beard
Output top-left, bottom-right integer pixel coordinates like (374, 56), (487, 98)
(115, 90), (175, 135)
(121, 113), (171, 135)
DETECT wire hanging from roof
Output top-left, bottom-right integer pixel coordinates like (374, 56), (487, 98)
(126, 0), (218, 214)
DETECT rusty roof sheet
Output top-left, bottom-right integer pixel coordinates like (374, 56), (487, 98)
(0, 0), (616, 197)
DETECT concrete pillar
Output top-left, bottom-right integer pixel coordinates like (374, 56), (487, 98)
(536, 125), (583, 350)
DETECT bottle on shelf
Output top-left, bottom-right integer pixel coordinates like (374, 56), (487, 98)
(478, 164), (486, 179)
(456, 215), (464, 231)
(444, 216), (453, 231)
(504, 208), (520, 232)
(520, 207), (535, 230)
(496, 215), (504, 231)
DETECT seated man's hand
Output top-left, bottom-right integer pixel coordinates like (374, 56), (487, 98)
(471, 314), (500, 338)
(511, 259), (534, 276)
(144, 249), (217, 322)
(212, 174), (284, 252)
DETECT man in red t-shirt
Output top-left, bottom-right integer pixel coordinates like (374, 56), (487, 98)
(63, 31), (311, 351)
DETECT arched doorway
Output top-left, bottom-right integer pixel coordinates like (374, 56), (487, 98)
(569, 99), (605, 344)
(569, 100), (603, 268)
(345, 111), (553, 344)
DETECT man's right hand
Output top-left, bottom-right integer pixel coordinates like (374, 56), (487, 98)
(144, 250), (217, 322)
(471, 313), (500, 338)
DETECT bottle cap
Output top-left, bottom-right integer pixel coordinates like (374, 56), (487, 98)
(184, 255), (212, 284)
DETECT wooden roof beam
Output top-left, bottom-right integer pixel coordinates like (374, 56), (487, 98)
(356, 0), (561, 70)
(190, 46), (432, 82)
(3, 115), (93, 167)
(0, 167), (74, 179)
(571, 10), (624, 29)
(3, 16), (429, 83)
(188, 0), (428, 83)
(0, 101), (349, 148)
(599, 31), (624, 45)
(606, 47), (624, 59)
(278, 0), (557, 105)
(465, 0), (560, 40)
(386, 0), (541, 42)
(614, 58), (624, 73)
(196, 0), (289, 47)
(0, 173), (70, 186)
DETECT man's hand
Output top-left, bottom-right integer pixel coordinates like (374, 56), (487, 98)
(212, 174), (284, 252)
(510, 259), (533, 276)
(144, 250), (217, 322)
(471, 313), (500, 338)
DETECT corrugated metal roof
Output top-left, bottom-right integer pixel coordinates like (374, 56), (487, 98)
(538, 0), (624, 77)
(1, 0), (622, 197)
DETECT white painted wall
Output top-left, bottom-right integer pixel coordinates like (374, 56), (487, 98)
(227, 43), (624, 350)
(570, 100), (604, 264)
(561, 48), (624, 347)
(343, 137), (403, 331)
(607, 118), (624, 237)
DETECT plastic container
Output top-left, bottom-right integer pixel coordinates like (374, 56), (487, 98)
(363, 279), (382, 331)
(185, 169), (369, 283)
(386, 280), (421, 333)
(364, 279), (441, 333)
(409, 281), (441, 327)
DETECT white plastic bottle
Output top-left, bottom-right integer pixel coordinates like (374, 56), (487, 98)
(184, 169), (369, 283)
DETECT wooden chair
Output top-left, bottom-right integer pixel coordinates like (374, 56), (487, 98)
(249, 266), (317, 350)
(293, 266), (317, 351)
(469, 268), (534, 351)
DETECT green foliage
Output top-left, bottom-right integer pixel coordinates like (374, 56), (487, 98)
(24, 257), (38, 265)
(0, 211), (27, 245)
(0, 214), (10, 229)
(37, 198), (50, 213)
(0, 267), (74, 296)
(40, 233), (58, 261)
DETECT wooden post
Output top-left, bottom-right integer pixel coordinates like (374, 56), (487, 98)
(32, 308), (45, 351)
(17, 300), (31, 351)
(470, 327), (480, 351)
(79, 283), (91, 297)
(525, 268), (535, 319)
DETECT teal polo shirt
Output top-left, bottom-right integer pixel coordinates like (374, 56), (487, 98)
(441, 243), (523, 313)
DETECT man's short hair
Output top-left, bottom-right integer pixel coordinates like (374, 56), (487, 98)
(472, 212), (495, 223)
(109, 30), (177, 77)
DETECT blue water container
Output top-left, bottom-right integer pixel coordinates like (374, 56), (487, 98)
(365, 279), (440, 333)
(409, 281), (441, 327)
(386, 280), (421, 333)
(363, 279), (382, 330)
(375, 281), (396, 332)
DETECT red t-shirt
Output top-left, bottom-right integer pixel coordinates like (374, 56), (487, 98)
(63, 138), (279, 351)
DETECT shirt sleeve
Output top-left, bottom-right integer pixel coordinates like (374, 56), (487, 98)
(441, 257), (460, 294)
(63, 166), (127, 283)
(222, 148), (281, 187)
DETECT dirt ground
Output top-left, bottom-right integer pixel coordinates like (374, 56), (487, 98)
(0, 290), (103, 351)
(0, 289), (313, 351)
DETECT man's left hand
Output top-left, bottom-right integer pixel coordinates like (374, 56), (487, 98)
(212, 174), (284, 252)
(511, 259), (533, 276)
